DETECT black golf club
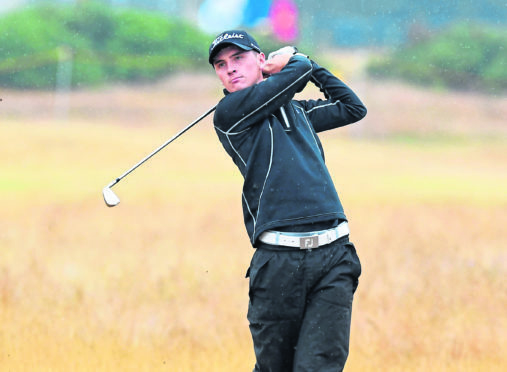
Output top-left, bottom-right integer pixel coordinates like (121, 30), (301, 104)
(102, 105), (216, 207)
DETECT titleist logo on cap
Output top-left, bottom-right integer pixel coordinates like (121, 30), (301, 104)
(211, 32), (244, 49)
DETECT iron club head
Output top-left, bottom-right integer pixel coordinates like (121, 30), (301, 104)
(103, 186), (120, 207)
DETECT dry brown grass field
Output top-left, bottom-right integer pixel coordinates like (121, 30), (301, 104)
(1, 52), (506, 371)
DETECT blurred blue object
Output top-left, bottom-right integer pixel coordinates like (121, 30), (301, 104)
(242, 0), (271, 27)
(198, 0), (248, 34)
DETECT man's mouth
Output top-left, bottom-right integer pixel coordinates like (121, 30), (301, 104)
(230, 77), (242, 84)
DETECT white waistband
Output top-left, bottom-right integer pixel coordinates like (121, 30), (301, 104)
(258, 222), (349, 249)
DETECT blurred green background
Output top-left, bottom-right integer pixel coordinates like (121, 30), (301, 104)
(0, 0), (506, 93)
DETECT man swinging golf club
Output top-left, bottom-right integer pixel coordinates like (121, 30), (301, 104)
(209, 30), (367, 371)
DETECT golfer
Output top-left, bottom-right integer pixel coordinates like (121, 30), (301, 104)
(208, 30), (367, 371)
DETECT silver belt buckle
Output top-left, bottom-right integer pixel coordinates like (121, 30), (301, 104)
(299, 235), (319, 249)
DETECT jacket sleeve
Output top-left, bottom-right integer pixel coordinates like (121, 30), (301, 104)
(298, 60), (367, 133)
(214, 55), (313, 133)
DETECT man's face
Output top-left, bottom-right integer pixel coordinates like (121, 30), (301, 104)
(213, 45), (265, 93)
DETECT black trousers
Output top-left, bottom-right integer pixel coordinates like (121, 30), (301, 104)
(247, 236), (361, 372)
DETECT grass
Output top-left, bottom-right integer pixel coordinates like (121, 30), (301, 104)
(0, 118), (505, 371)
(1, 60), (506, 371)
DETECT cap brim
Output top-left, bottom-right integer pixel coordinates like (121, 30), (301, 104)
(209, 42), (255, 64)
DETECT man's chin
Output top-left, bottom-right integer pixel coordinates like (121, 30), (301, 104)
(227, 84), (244, 93)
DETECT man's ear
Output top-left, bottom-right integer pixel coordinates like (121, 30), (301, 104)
(258, 52), (266, 69)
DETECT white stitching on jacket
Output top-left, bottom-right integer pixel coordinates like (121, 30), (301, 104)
(295, 105), (321, 153)
(243, 192), (256, 225)
(252, 122), (274, 241)
(306, 100), (340, 114)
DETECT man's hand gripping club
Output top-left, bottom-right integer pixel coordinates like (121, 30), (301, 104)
(262, 46), (299, 77)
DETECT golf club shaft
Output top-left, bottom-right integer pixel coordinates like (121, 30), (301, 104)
(108, 105), (216, 189)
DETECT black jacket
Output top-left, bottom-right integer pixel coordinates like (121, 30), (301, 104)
(213, 55), (367, 245)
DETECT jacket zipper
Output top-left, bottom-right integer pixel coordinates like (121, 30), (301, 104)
(280, 107), (291, 129)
